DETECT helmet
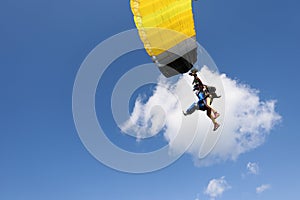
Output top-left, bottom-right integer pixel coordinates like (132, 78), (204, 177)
(189, 68), (198, 76)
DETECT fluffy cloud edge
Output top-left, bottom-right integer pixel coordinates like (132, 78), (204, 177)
(247, 162), (260, 175)
(256, 184), (271, 194)
(204, 176), (231, 200)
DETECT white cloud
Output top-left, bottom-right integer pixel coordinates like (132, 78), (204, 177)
(256, 184), (271, 194)
(204, 176), (231, 200)
(247, 162), (259, 175)
(120, 66), (282, 165)
(120, 85), (175, 140)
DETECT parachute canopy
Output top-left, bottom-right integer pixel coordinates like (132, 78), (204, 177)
(130, 0), (197, 77)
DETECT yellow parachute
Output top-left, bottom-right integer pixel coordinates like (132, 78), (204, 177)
(130, 0), (197, 77)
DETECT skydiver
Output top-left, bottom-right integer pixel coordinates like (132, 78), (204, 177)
(183, 84), (220, 131)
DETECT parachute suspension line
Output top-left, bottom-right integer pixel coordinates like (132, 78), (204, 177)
(194, 63), (200, 71)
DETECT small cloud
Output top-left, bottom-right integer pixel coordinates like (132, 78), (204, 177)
(256, 184), (271, 194)
(204, 176), (231, 200)
(247, 162), (259, 175)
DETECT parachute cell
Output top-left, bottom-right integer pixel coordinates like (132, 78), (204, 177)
(130, 0), (197, 77)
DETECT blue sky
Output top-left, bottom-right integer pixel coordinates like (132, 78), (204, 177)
(1, 0), (299, 199)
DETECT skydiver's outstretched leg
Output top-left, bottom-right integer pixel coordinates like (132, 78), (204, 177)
(206, 107), (220, 131)
(205, 97), (220, 119)
(183, 103), (198, 116)
(205, 97), (220, 131)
